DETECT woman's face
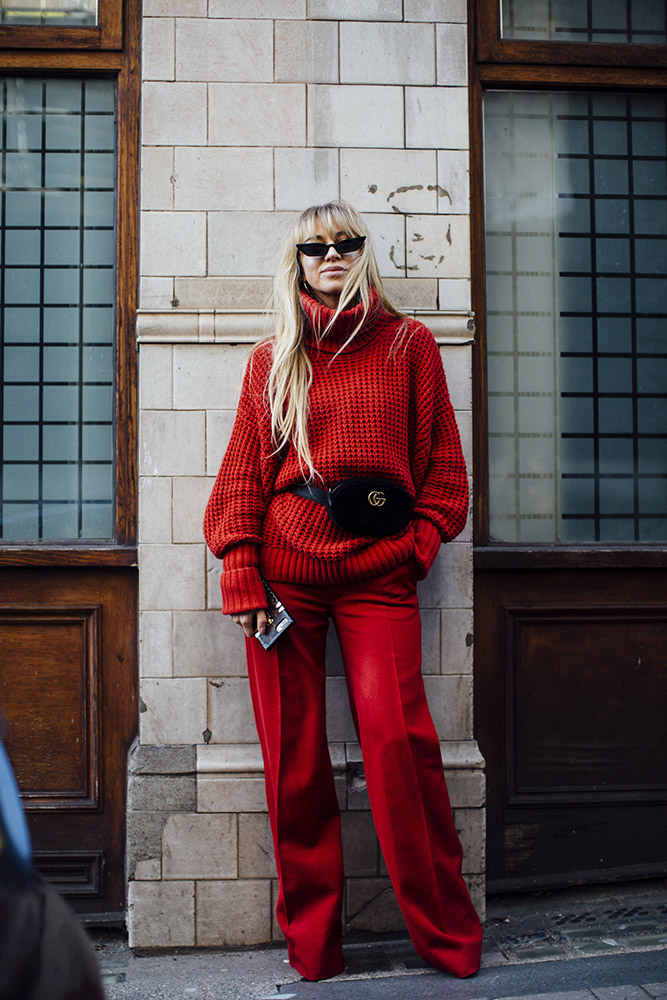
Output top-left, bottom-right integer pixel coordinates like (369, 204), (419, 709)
(298, 224), (363, 309)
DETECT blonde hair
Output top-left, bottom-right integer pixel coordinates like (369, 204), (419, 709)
(267, 200), (404, 479)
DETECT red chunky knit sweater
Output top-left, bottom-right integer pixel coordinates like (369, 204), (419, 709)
(204, 289), (469, 615)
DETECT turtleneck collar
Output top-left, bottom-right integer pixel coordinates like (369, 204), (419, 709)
(299, 286), (384, 354)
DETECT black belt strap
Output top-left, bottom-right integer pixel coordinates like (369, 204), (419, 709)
(289, 484), (329, 507)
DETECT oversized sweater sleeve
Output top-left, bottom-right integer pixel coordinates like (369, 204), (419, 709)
(411, 327), (469, 577)
(203, 348), (275, 615)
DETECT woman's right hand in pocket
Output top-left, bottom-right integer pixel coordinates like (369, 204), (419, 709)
(231, 609), (268, 638)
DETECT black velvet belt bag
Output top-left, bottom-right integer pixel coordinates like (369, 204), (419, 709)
(289, 478), (415, 538)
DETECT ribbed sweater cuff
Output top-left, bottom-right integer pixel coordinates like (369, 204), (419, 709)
(413, 517), (442, 580)
(221, 544), (267, 615)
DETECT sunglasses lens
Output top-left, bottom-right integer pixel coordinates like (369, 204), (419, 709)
(336, 237), (364, 254)
(300, 243), (328, 257)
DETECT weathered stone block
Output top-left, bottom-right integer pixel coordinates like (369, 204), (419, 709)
(198, 776), (267, 813)
(454, 807), (485, 874)
(128, 880), (195, 948)
(346, 878), (405, 933)
(141, 211), (206, 278)
(142, 17), (174, 81)
(418, 541), (472, 609)
(406, 214), (471, 279)
(176, 19), (273, 83)
(209, 84), (305, 147)
(163, 812), (237, 879)
(441, 607), (473, 675)
(342, 811), (378, 877)
(405, 86), (469, 150)
(340, 148), (438, 214)
(275, 20), (338, 84)
(196, 880), (272, 947)
(129, 743), (197, 776)
(238, 813), (276, 878)
(173, 610), (246, 677)
(340, 22), (435, 86)
(275, 147), (339, 211)
(140, 410), (205, 478)
(436, 23), (468, 86)
(174, 147), (273, 212)
(424, 674), (472, 741)
(139, 610), (173, 678)
(208, 677), (258, 743)
(128, 774), (196, 813)
(444, 769), (485, 809)
(172, 477), (214, 544)
(308, 85), (404, 149)
(142, 82), (206, 146)
(139, 477), (172, 544)
(138, 544), (206, 613)
(140, 677), (208, 745)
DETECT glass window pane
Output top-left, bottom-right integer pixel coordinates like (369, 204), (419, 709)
(1, 77), (116, 542)
(0, 0), (97, 27)
(501, 0), (667, 44)
(485, 90), (667, 544)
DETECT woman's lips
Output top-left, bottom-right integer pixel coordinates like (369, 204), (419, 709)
(322, 266), (345, 274)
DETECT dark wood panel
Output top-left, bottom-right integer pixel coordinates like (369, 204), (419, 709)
(0, 547), (137, 567)
(507, 607), (667, 803)
(0, 607), (100, 808)
(475, 568), (667, 889)
(0, 568), (137, 912)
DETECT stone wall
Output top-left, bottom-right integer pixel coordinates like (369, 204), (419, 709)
(129, 0), (485, 949)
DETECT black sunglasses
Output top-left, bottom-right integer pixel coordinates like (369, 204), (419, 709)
(296, 235), (366, 258)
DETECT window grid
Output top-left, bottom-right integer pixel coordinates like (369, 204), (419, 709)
(0, 78), (116, 541)
(501, 0), (667, 46)
(484, 91), (667, 544)
(0, 0), (97, 27)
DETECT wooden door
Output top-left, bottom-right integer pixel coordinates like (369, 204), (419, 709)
(471, 49), (667, 891)
(0, 567), (137, 916)
(0, 9), (139, 919)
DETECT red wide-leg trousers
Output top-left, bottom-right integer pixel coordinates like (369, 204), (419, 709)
(245, 560), (482, 982)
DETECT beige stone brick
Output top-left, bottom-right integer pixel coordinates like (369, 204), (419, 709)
(209, 83), (305, 147)
(441, 607), (473, 674)
(340, 148), (437, 215)
(424, 674), (472, 740)
(139, 476), (172, 543)
(208, 211), (298, 278)
(207, 549), (223, 611)
(198, 776), (267, 813)
(421, 606), (440, 674)
(134, 858), (161, 880)
(364, 211), (405, 278)
(406, 214), (470, 279)
(437, 149), (470, 215)
(140, 277), (174, 309)
(142, 82), (207, 146)
(308, 85), (404, 149)
(128, 880), (195, 948)
(163, 812), (237, 879)
(139, 543), (206, 612)
(441, 342), (472, 410)
(326, 677), (357, 742)
(342, 810), (378, 876)
(173, 343), (247, 413)
(173, 609), (246, 677)
(172, 477), (213, 544)
(140, 410), (205, 477)
(404, 0), (467, 20)
(139, 610), (173, 678)
(346, 878), (405, 933)
(465, 873), (485, 920)
(310, 0), (401, 18)
(454, 807), (485, 874)
(239, 813), (276, 878)
(140, 677), (207, 744)
(208, 677), (258, 743)
(209, 0), (304, 15)
(405, 86), (469, 150)
(340, 22), (434, 85)
(175, 277), (272, 310)
(275, 20), (338, 84)
(141, 146), (174, 211)
(275, 147), (339, 211)
(140, 343), (173, 410)
(438, 277), (471, 311)
(141, 211), (206, 277)
(418, 540), (472, 609)
(196, 880), (271, 947)
(144, 0), (204, 12)
(436, 22), (468, 86)
(325, 621), (344, 676)
(173, 147), (273, 212)
(176, 19), (272, 83)
(206, 410), (236, 476)
(142, 17), (174, 82)
(383, 277), (437, 310)
(456, 409), (472, 467)
(444, 769), (485, 809)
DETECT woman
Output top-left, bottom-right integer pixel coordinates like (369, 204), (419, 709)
(204, 201), (482, 982)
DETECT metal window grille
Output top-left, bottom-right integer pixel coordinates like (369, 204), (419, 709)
(1, 77), (116, 541)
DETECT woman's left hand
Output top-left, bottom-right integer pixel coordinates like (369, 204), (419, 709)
(231, 608), (268, 638)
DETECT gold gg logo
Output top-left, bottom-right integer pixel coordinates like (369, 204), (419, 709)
(368, 490), (386, 507)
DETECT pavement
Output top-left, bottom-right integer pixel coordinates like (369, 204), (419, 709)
(92, 879), (667, 1000)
